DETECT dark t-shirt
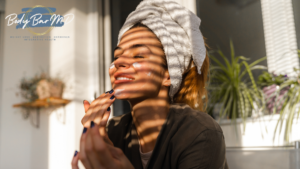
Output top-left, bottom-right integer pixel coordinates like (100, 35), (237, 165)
(106, 103), (229, 169)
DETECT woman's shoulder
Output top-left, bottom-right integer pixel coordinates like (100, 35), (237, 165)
(168, 103), (228, 169)
(169, 103), (223, 134)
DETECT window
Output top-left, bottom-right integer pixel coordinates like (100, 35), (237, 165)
(292, 0), (300, 50)
(196, 0), (267, 78)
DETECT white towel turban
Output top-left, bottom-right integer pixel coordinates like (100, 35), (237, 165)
(117, 0), (206, 101)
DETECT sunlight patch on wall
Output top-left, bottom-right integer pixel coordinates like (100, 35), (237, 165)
(48, 7), (86, 169)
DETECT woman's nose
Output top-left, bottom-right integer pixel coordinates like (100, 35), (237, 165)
(114, 55), (132, 69)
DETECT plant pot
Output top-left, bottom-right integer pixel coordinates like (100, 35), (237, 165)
(36, 79), (64, 99)
(50, 80), (64, 98)
(36, 79), (51, 100)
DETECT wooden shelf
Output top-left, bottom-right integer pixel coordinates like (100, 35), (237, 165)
(13, 97), (71, 128)
(13, 97), (71, 108)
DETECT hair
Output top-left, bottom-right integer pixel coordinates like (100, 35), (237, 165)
(129, 22), (210, 112)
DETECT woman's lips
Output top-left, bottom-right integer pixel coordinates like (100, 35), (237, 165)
(114, 79), (134, 84)
(114, 73), (135, 84)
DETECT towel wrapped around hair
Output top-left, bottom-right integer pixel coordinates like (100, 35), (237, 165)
(117, 0), (206, 100)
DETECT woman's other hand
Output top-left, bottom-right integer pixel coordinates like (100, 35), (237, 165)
(71, 150), (80, 169)
(72, 122), (135, 169)
(81, 89), (115, 146)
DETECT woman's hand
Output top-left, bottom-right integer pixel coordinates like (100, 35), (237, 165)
(81, 89), (115, 145)
(71, 122), (135, 169)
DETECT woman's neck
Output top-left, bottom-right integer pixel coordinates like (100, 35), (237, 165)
(129, 93), (170, 153)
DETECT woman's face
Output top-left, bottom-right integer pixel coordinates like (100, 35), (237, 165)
(109, 26), (169, 101)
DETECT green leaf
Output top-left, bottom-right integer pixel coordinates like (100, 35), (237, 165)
(209, 54), (230, 75)
(230, 40), (235, 64)
(250, 65), (268, 70)
(217, 49), (233, 76)
(242, 61), (259, 95)
(209, 41), (267, 137)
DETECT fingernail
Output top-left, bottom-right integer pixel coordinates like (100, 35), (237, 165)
(110, 95), (115, 100)
(82, 127), (87, 134)
(105, 91), (109, 94)
(109, 89), (114, 94)
(90, 121), (95, 128)
(107, 107), (111, 111)
(74, 150), (78, 157)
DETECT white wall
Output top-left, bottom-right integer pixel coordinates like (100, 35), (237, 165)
(0, 0), (99, 168)
(0, 2), (5, 159)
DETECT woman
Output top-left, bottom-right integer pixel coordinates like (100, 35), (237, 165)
(72, 0), (228, 169)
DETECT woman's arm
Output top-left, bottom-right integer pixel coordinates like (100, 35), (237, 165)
(178, 129), (228, 169)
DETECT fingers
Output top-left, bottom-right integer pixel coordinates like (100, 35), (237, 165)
(99, 109), (114, 146)
(88, 91), (115, 125)
(79, 121), (115, 169)
(92, 101), (113, 125)
(83, 100), (90, 113)
(81, 89), (116, 128)
(85, 122), (104, 169)
(71, 151), (80, 169)
(105, 142), (135, 169)
(79, 127), (93, 169)
(81, 90), (114, 146)
(106, 143), (124, 160)
(100, 108), (111, 127)
(90, 121), (116, 169)
(81, 93), (106, 125)
(79, 122), (133, 169)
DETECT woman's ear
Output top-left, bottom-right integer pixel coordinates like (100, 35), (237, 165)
(162, 70), (171, 87)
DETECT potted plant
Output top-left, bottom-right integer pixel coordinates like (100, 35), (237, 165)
(257, 71), (289, 114)
(273, 49), (300, 142)
(208, 41), (267, 131)
(18, 72), (65, 102)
